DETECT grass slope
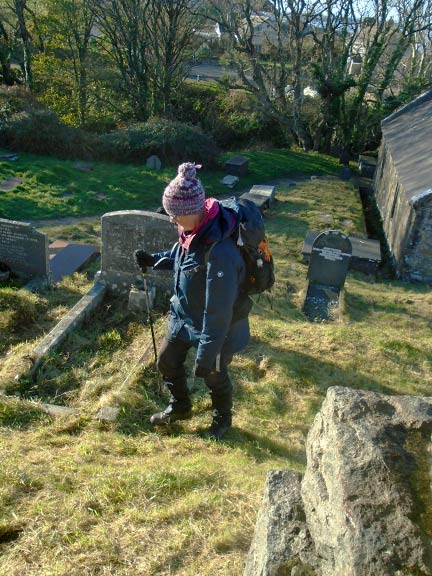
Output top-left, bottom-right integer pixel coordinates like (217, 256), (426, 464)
(0, 148), (341, 221)
(1, 177), (431, 575)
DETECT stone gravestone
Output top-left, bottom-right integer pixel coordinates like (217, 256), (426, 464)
(303, 230), (352, 321)
(224, 155), (249, 176)
(0, 218), (50, 282)
(145, 155), (162, 170)
(97, 210), (178, 295)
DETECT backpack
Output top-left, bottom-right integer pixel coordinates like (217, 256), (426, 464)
(213, 197), (275, 295)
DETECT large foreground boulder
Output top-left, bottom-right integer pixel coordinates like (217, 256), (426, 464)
(245, 387), (432, 576)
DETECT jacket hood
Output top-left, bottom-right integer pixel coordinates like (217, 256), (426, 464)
(197, 198), (239, 244)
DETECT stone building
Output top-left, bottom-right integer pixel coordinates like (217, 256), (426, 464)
(373, 90), (432, 283)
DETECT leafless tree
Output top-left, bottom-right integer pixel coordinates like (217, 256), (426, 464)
(92, 0), (152, 120)
(145, 0), (197, 116)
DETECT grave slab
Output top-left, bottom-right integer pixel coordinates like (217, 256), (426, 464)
(0, 218), (50, 281)
(49, 240), (69, 258)
(49, 243), (99, 284)
(221, 175), (239, 188)
(240, 185), (275, 211)
(30, 282), (107, 376)
(249, 185), (275, 206)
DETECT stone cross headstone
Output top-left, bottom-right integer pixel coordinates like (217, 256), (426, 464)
(303, 230), (352, 321)
(97, 210), (178, 295)
(145, 155), (162, 170)
(0, 218), (50, 282)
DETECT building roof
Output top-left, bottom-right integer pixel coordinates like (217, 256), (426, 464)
(381, 90), (432, 205)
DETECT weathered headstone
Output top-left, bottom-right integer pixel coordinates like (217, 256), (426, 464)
(303, 230), (352, 321)
(224, 155), (249, 176)
(0, 218), (50, 282)
(145, 155), (162, 170)
(302, 230), (381, 275)
(97, 210), (178, 295)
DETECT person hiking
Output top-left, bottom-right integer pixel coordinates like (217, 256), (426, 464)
(134, 162), (251, 440)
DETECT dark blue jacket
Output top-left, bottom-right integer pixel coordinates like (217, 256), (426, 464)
(153, 200), (250, 370)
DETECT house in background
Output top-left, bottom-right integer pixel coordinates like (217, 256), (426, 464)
(373, 90), (432, 283)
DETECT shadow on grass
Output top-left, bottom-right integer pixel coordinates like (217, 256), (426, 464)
(225, 427), (306, 466)
(0, 398), (48, 429)
(262, 346), (403, 416)
(345, 290), (432, 325)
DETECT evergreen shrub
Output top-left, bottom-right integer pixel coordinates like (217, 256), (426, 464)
(98, 118), (219, 166)
(0, 109), (98, 159)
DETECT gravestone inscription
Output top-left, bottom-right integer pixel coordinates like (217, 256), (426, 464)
(97, 210), (178, 295)
(303, 230), (352, 321)
(0, 218), (50, 281)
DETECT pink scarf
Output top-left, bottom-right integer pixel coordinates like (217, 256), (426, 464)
(179, 198), (219, 251)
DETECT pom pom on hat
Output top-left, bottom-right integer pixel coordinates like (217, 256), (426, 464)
(163, 162), (205, 217)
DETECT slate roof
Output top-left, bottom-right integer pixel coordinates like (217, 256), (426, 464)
(381, 90), (432, 205)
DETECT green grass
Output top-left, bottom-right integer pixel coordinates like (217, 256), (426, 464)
(0, 148), (341, 221)
(1, 173), (431, 575)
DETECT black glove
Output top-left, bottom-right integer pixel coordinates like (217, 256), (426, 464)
(134, 249), (155, 271)
(194, 364), (212, 379)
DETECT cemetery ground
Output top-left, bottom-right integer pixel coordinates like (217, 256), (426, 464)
(0, 148), (341, 220)
(1, 175), (432, 575)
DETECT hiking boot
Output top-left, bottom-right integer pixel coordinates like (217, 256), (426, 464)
(205, 413), (232, 441)
(150, 404), (192, 426)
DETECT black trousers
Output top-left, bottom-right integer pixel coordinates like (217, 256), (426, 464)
(157, 336), (233, 418)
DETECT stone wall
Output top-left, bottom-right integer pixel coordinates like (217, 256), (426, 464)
(374, 141), (432, 283)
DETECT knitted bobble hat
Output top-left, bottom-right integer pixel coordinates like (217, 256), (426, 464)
(163, 162), (205, 217)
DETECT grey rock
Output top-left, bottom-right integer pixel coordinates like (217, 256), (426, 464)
(244, 470), (316, 576)
(41, 403), (80, 417)
(246, 387), (432, 576)
(0, 176), (23, 191)
(302, 387), (432, 576)
(128, 285), (156, 312)
(95, 405), (120, 422)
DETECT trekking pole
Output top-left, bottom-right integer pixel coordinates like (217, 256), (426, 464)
(141, 268), (158, 364)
